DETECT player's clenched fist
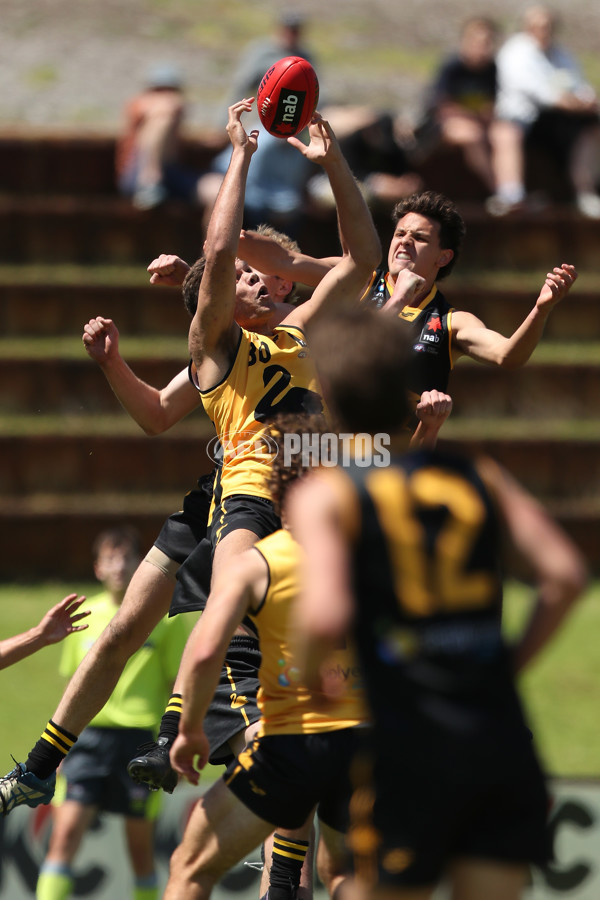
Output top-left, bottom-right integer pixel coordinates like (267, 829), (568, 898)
(147, 253), (191, 287)
(82, 316), (119, 363)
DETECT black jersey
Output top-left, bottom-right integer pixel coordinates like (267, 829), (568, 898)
(341, 449), (528, 742)
(362, 264), (454, 397)
(430, 55), (497, 114)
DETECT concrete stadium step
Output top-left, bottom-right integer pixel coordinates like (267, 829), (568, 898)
(447, 286), (600, 342)
(0, 132), (117, 196)
(3, 433), (213, 496)
(0, 358), (193, 415)
(449, 357), (600, 420)
(2, 355), (599, 419)
(0, 194), (207, 266)
(438, 436), (600, 502)
(3, 431), (599, 500)
(1, 493), (596, 580)
(450, 205), (600, 274)
(2, 279), (600, 340)
(1, 193), (599, 269)
(0, 130), (224, 196)
(0, 282), (190, 336)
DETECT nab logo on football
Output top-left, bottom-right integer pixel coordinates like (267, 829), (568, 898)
(271, 89), (306, 135)
(256, 55), (319, 137)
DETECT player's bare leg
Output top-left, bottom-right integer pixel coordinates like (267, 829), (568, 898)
(0, 559), (176, 817)
(36, 801), (98, 895)
(125, 815), (157, 881)
(211, 529), (261, 590)
(42, 800), (98, 864)
(130, 597), (258, 795)
(316, 820), (351, 898)
(164, 778), (274, 900)
(228, 724), (315, 900)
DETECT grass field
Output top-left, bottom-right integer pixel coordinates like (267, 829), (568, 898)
(0, 579), (598, 777)
(502, 579), (600, 776)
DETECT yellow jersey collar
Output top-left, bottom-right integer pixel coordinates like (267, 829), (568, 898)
(397, 284), (438, 323)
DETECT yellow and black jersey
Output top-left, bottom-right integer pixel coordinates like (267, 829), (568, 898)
(252, 528), (367, 737)
(198, 324), (323, 503)
(329, 449), (524, 738)
(362, 263), (454, 403)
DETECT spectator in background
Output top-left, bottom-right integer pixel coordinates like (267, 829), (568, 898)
(0, 595), (89, 670)
(415, 17), (500, 197)
(116, 63), (207, 210)
(32, 526), (189, 900)
(226, 11), (316, 105)
(488, 4), (600, 217)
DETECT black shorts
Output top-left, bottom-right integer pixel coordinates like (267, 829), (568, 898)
(60, 727), (157, 818)
(224, 727), (364, 831)
(171, 494), (281, 614)
(208, 494), (281, 549)
(203, 636), (261, 766)
(349, 726), (551, 889)
(154, 471), (215, 565)
(169, 536), (213, 616)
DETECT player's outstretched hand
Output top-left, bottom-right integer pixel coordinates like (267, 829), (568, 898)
(38, 594), (90, 646)
(82, 316), (119, 363)
(170, 730), (210, 786)
(287, 112), (342, 167)
(148, 254), (191, 287)
(226, 98), (259, 155)
(536, 263), (577, 310)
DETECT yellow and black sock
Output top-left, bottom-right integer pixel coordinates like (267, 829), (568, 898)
(157, 693), (182, 747)
(25, 720), (77, 780)
(268, 832), (310, 900)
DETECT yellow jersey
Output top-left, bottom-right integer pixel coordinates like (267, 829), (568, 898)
(199, 324), (323, 503)
(252, 528), (367, 736)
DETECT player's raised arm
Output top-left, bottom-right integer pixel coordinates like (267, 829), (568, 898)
(452, 263), (577, 368)
(282, 113), (381, 329)
(82, 316), (200, 435)
(287, 472), (358, 698)
(238, 228), (336, 288)
(188, 99), (258, 389)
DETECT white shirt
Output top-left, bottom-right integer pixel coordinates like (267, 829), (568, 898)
(495, 32), (594, 125)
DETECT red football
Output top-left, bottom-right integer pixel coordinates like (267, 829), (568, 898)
(257, 56), (319, 138)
